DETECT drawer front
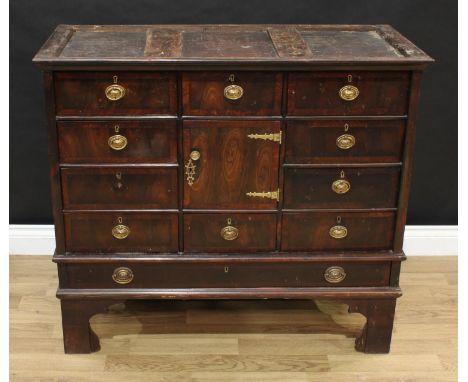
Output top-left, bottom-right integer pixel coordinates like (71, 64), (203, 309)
(64, 212), (178, 252)
(287, 72), (410, 116)
(285, 120), (405, 164)
(61, 261), (390, 288)
(58, 121), (177, 164)
(183, 120), (280, 209)
(284, 167), (400, 209)
(184, 213), (277, 252)
(61, 167), (177, 209)
(182, 72), (282, 116)
(55, 72), (177, 116)
(281, 212), (396, 251)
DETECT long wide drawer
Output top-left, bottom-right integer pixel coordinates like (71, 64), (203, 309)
(285, 120), (406, 164)
(54, 72), (177, 116)
(58, 120), (177, 164)
(182, 72), (283, 116)
(64, 212), (178, 252)
(281, 212), (396, 251)
(61, 167), (178, 209)
(60, 260), (391, 288)
(283, 167), (400, 209)
(287, 71), (410, 116)
(184, 213), (277, 252)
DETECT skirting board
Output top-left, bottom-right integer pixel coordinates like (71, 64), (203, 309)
(9, 224), (458, 256)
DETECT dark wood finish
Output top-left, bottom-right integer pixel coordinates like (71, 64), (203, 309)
(287, 72), (410, 116)
(281, 212), (396, 251)
(58, 120), (177, 164)
(184, 213), (277, 252)
(283, 167), (400, 209)
(285, 120), (406, 164)
(35, 24), (431, 354)
(61, 167), (178, 209)
(60, 260), (390, 289)
(182, 72), (283, 116)
(64, 212), (178, 252)
(183, 120), (280, 209)
(54, 72), (177, 116)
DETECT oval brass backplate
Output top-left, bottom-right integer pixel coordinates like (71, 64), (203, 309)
(224, 84), (243, 100)
(332, 179), (351, 194)
(336, 134), (356, 150)
(108, 134), (128, 150)
(220, 225), (239, 241)
(112, 224), (130, 239)
(329, 225), (348, 239)
(105, 84), (126, 101)
(324, 266), (346, 283)
(112, 267), (134, 285)
(339, 85), (359, 101)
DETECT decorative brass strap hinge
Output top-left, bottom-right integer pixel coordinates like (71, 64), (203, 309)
(247, 131), (282, 144)
(246, 189), (280, 201)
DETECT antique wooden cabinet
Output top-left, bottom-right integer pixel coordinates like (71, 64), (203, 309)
(33, 24), (432, 354)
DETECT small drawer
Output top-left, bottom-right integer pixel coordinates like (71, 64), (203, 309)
(285, 120), (405, 164)
(283, 167), (400, 209)
(54, 72), (177, 116)
(287, 72), (410, 116)
(60, 260), (390, 289)
(281, 212), (396, 251)
(61, 167), (177, 209)
(64, 212), (178, 252)
(184, 213), (277, 252)
(58, 120), (177, 164)
(182, 72), (282, 116)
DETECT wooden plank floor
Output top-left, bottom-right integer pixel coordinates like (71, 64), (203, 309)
(10, 256), (457, 382)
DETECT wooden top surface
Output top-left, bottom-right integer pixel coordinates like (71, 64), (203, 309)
(33, 24), (433, 67)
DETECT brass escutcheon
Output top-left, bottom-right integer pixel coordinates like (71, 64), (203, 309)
(224, 84), (244, 100)
(339, 85), (359, 101)
(112, 224), (130, 239)
(329, 225), (348, 239)
(324, 266), (346, 283)
(112, 267), (134, 284)
(105, 84), (125, 101)
(332, 179), (351, 194)
(220, 219), (239, 241)
(336, 134), (356, 150)
(108, 134), (128, 150)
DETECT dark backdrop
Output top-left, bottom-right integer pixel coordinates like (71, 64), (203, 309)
(10, 0), (457, 225)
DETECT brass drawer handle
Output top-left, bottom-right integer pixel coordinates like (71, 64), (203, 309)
(336, 134), (355, 150)
(108, 134), (127, 150)
(339, 85), (359, 101)
(220, 218), (239, 241)
(332, 179), (351, 194)
(247, 131), (282, 144)
(185, 150), (200, 186)
(105, 75), (125, 101)
(324, 266), (346, 283)
(329, 225), (348, 239)
(224, 74), (243, 100)
(112, 267), (134, 284)
(112, 224), (130, 239)
(246, 190), (279, 201)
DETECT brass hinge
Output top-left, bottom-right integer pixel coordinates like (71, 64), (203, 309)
(246, 189), (280, 201)
(247, 131), (282, 144)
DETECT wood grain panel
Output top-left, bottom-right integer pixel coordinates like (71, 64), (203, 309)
(61, 167), (178, 209)
(285, 119), (405, 164)
(283, 167), (400, 209)
(182, 72), (282, 116)
(281, 212), (396, 251)
(64, 212), (178, 253)
(183, 120), (280, 209)
(54, 72), (177, 116)
(287, 72), (410, 116)
(58, 120), (177, 164)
